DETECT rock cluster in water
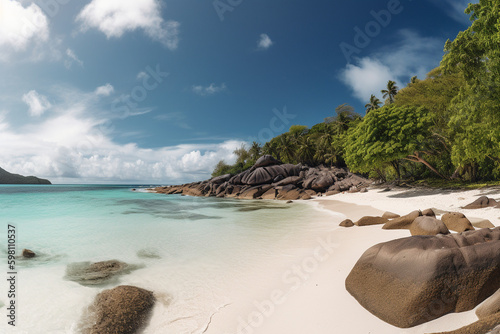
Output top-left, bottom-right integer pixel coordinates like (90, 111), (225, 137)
(155, 155), (370, 200)
(65, 260), (140, 286)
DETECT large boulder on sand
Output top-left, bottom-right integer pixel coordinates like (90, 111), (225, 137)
(80, 285), (155, 334)
(340, 219), (354, 227)
(422, 208), (436, 217)
(441, 212), (475, 232)
(471, 218), (496, 229)
(382, 212), (400, 219)
(429, 312), (500, 334)
(346, 228), (500, 328)
(477, 289), (500, 320)
(382, 210), (422, 230)
(463, 196), (498, 209)
(253, 155), (281, 168)
(355, 216), (388, 226)
(410, 216), (450, 236)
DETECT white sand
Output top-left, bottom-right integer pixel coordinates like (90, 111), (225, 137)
(205, 187), (500, 334)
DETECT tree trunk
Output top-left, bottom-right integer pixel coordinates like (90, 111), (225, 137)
(391, 161), (401, 180)
(404, 151), (448, 179)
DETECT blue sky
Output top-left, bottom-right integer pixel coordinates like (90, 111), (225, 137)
(0, 0), (473, 183)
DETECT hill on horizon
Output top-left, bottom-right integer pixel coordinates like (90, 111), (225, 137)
(0, 167), (51, 185)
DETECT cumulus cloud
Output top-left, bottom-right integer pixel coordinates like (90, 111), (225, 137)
(22, 90), (51, 117)
(340, 30), (444, 102)
(94, 83), (114, 96)
(257, 33), (273, 50)
(76, 0), (180, 50)
(192, 83), (227, 96)
(2, 87), (242, 183)
(0, 0), (49, 60)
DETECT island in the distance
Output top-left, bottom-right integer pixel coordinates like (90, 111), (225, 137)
(0, 167), (51, 184)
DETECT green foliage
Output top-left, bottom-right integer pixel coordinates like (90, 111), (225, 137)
(345, 105), (437, 175)
(441, 0), (500, 180)
(442, 0), (500, 88)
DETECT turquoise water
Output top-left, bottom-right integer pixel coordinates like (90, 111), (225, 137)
(0, 185), (336, 333)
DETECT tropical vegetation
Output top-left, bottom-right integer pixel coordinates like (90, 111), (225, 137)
(213, 1), (500, 183)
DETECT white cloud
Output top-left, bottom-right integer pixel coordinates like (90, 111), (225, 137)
(192, 83), (227, 96)
(22, 90), (51, 117)
(94, 83), (114, 96)
(0, 0), (49, 60)
(65, 48), (83, 69)
(340, 30), (444, 103)
(1, 86), (243, 183)
(76, 0), (180, 50)
(258, 33), (273, 50)
(340, 58), (393, 102)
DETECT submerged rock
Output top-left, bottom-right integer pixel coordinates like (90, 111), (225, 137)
(137, 248), (161, 259)
(346, 228), (500, 328)
(80, 285), (155, 334)
(65, 260), (140, 286)
(22, 249), (36, 258)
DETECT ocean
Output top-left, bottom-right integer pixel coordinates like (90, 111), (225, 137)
(0, 185), (338, 334)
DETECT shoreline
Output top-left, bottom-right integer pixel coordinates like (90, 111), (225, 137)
(204, 187), (499, 334)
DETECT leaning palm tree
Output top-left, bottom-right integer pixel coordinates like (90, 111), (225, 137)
(381, 80), (399, 104)
(365, 94), (382, 113)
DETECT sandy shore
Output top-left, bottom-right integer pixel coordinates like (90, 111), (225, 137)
(204, 187), (499, 334)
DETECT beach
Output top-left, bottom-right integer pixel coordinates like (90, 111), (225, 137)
(203, 187), (500, 334)
(1, 185), (499, 333)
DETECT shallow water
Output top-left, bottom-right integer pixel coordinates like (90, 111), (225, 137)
(0, 185), (336, 333)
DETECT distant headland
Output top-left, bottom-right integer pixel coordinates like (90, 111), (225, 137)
(0, 167), (51, 185)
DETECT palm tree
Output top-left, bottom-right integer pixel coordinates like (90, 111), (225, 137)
(248, 141), (262, 160)
(277, 134), (296, 163)
(262, 142), (279, 160)
(365, 95), (382, 113)
(296, 137), (315, 165)
(381, 80), (399, 104)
